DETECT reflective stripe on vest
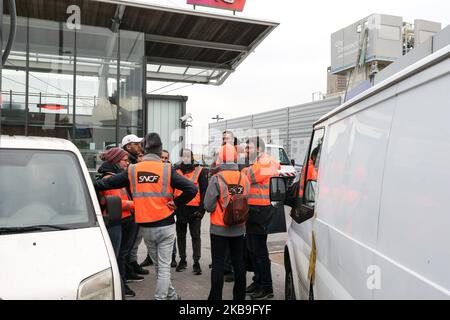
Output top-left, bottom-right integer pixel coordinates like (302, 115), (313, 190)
(210, 171), (249, 228)
(174, 166), (203, 206)
(247, 154), (280, 206)
(128, 162), (174, 223)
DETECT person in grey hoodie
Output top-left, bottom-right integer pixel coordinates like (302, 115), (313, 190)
(204, 143), (250, 301)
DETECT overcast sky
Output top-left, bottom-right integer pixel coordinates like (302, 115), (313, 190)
(135, 0), (450, 146)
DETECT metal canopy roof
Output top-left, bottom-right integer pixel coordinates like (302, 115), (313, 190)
(5, 0), (279, 85)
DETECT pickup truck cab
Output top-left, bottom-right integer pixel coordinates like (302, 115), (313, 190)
(0, 136), (122, 300)
(266, 144), (297, 184)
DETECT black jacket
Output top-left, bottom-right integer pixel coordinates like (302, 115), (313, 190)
(173, 164), (209, 224)
(126, 151), (139, 165)
(246, 205), (287, 235)
(94, 162), (197, 228)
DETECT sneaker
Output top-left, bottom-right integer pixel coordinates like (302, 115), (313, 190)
(131, 261), (149, 275)
(224, 272), (234, 283)
(125, 272), (145, 283)
(124, 285), (136, 298)
(176, 260), (187, 272)
(251, 288), (274, 300)
(193, 262), (202, 275)
(140, 255), (153, 268)
(245, 282), (258, 294)
(171, 257), (177, 268)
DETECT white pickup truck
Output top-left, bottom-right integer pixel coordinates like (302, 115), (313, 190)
(266, 144), (297, 183)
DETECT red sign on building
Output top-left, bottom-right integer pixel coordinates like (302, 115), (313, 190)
(187, 0), (247, 12)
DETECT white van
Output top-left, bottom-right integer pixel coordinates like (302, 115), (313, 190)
(0, 136), (122, 300)
(271, 45), (450, 299)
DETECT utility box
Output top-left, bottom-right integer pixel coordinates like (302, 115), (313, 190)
(331, 14), (403, 75)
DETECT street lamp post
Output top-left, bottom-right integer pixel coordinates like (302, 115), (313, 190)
(212, 114), (224, 122)
(185, 122), (193, 149)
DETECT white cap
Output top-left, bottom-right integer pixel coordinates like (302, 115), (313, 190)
(121, 134), (143, 147)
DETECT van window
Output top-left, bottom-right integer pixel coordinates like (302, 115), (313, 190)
(266, 146), (291, 165)
(301, 128), (325, 208)
(0, 149), (96, 230)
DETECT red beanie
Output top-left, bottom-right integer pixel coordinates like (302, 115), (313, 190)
(100, 147), (128, 164)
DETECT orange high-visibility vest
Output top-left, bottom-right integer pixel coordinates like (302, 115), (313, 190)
(299, 159), (317, 198)
(246, 153), (281, 206)
(128, 161), (174, 223)
(100, 188), (134, 219)
(211, 171), (250, 227)
(174, 166), (203, 207)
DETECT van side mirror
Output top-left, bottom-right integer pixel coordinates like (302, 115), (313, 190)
(104, 196), (122, 227)
(270, 177), (287, 208)
(291, 159), (296, 167)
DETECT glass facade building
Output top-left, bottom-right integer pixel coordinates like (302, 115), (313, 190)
(1, 15), (145, 170)
(0, 1), (276, 172)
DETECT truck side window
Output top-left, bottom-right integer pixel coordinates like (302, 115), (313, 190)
(300, 128), (324, 209)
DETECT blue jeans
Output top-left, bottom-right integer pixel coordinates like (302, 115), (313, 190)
(141, 224), (178, 300)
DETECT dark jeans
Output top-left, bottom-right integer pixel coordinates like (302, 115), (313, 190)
(118, 216), (139, 282)
(107, 224), (122, 258)
(176, 220), (201, 262)
(173, 238), (177, 259)
(224, 245), (234, 274)
(208, 234), (246, 301)
(247, 234), (273, 291)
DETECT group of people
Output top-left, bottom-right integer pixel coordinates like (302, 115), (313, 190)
(94, 130), (282, 301)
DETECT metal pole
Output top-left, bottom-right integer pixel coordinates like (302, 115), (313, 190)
(142, 55), (148, 136)
(116, 31), (120, 146)
(72, 28), (77, 139)
(25, 18), (29, 136)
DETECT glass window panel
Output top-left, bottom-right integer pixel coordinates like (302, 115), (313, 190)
(27, 18), (74, 139)
(119, 30), (144, 128)
(1, 16), (28, 136)
(74, 25), (119, 171)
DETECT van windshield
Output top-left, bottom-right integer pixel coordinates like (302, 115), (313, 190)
(0, 149), (96, 230)
(266, 146), (291, 165)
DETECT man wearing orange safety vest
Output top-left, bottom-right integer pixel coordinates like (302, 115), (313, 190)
(173, 148), (209, 275)
(94, 133), (197, 300)
(204, 143), (250, 300)
(244, 137), (281, 300)
(299, 146), (319, 198)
